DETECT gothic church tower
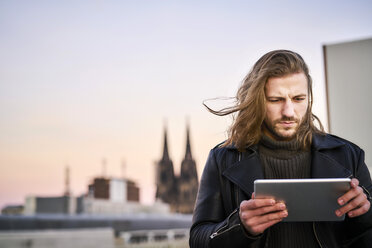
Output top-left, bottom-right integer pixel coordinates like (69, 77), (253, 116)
(177, 123), (199, 213)
(155, 126), (178, 209)
(156, 122), (199, 213)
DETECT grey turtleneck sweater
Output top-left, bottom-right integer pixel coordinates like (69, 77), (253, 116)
(259, 135), (319, 248)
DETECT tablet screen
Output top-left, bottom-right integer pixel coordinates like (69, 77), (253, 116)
(254, 178), (351, 222)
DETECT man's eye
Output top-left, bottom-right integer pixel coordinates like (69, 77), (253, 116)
(268, 99), (280, 102)
(294, 97), (306, 101)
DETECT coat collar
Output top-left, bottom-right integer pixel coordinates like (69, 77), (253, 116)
(222, 134), (352, 197)
(311, 134), (352, 178)
(311, 133), (345, 151)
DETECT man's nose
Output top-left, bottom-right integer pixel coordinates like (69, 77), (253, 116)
(282, 100), (295, 117)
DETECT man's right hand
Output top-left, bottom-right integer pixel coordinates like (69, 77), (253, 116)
(239, 193), (288, 236)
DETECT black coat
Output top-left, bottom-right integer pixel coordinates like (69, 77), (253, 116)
(190, 134), (372, 248)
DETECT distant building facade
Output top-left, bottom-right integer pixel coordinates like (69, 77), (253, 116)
(81, 177), (151, 214)
(87, 177), (140, 202)
(24, 196), (76, 215)
(156, 124), (199, 214)
(1, 205), (24, 215)
(20, 177), (169, 215)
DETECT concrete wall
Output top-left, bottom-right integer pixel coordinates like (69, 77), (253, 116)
(324, 38), (372, 172)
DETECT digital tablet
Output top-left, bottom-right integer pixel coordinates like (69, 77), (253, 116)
(254, 178), (351, 222)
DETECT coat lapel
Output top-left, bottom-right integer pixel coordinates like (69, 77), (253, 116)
(311, 149), (352, 178)
(222, 150), (264, 196)
(311, 134), (352, 178)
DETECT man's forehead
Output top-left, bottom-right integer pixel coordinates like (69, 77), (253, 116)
(265, 73), (308, 95)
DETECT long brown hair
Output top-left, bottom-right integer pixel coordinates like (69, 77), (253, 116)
(205, 50), (325, 151)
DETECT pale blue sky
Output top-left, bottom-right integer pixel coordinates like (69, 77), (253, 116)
(1, 0), (371, 208)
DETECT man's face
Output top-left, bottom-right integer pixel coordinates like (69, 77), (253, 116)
(263, 72), (309, 141)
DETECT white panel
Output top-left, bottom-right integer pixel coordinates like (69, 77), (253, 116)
(109, 179), (127, 203)
(324, 38), (372, 172)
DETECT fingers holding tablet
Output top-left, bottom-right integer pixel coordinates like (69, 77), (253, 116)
(336, 178), (371, 218)
(239, 197), (288, 236)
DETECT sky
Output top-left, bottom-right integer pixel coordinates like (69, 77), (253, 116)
(1, 0), (372, 210)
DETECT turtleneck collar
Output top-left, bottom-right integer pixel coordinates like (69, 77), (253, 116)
(260, 134), (301, 151)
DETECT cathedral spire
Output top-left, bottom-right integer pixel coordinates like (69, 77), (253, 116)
(156, 121), (177, 207)
(185, 121), (192, 160)
(178, 119), (198, 213)
(162, 124), (170, 160)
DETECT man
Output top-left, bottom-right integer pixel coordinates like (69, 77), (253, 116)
(190, 50), (372, 247)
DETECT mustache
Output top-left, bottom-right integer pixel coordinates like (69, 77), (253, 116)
(274, 117), (299, 124)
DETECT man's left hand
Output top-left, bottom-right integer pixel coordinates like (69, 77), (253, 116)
(336, 178), (371, 218)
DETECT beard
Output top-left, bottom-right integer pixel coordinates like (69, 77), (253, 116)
(263, 116), (302, 141)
